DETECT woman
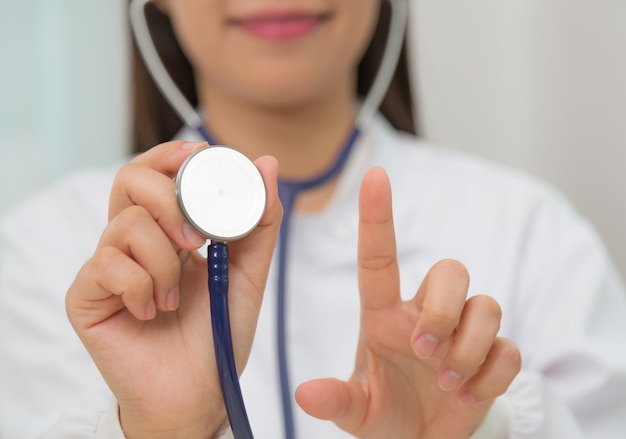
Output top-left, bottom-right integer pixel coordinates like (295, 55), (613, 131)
(1, 1), (625, 437)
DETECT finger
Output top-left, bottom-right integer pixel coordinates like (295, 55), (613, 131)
(410, 259), (470, 359)
(357, 167), (400, 311)
(437, 295), (502, 392)
(130, 140), (208, 178)
(100, 205), (182, 312)
(458, 338), (521, 405)
(67, 246), (155, 330)
(109, 163), (206, 251)
(295, 378), (367, 433)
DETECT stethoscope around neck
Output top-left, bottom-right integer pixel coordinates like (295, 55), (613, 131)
(129, 1), (408, 438)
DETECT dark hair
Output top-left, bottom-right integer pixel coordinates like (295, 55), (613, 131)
(131, 2), (417, 154)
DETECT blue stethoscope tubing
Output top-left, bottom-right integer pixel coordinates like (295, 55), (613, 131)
(129, 1), (408, 437)
(208, 242), (254, 438)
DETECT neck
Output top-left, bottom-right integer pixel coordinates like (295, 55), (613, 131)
(198, 82), (357, 182)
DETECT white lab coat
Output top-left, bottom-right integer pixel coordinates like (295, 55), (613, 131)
(1, 115), (625, 438)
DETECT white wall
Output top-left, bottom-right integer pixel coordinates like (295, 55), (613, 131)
(0, 0), (129, 215)
(408, 0), (626, 279)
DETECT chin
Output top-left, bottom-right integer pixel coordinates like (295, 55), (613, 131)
(250, 88), (323, 112)
(233, 75), (338, 110)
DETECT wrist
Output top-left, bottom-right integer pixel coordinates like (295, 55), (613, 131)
(119, 403), (227, 439)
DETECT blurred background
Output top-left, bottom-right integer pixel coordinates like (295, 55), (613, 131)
(1, 0), (625, 280)
(0, 0), (129, 214)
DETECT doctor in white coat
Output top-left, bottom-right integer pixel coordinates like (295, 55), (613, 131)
(1, 0), (626, 437)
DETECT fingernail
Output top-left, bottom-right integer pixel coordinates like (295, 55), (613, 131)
(166, 288), (180, 311)
(183, 223), (206, 247)
(413, 333), (440, 358)
(439, 369), (463, 391)
(145, 299), (157, 320)
(459, 390), (478, 405)
(182, 141), (208, 151)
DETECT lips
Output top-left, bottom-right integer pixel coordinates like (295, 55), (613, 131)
(229, 10), (331, 40)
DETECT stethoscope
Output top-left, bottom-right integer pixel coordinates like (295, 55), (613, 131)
(129, 1), (408, 438)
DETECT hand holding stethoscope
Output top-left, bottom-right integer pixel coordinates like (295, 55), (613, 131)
(66, 140), (283, 438)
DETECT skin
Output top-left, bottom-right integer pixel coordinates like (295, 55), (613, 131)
(296, 168), (521, 438)
(159, 0), (379, 187)
(67, 0), (521, 437)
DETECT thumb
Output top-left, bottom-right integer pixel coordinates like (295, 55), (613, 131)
(295, 378), (366, 433)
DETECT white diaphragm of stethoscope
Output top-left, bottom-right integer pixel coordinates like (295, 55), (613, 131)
(176, 146), (266, 242)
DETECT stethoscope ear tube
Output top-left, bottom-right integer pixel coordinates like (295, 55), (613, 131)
(129, 0), (203, 129)
(357, 0), (409, 128)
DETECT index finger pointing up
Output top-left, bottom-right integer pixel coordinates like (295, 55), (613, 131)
(357, 167), (401, 311)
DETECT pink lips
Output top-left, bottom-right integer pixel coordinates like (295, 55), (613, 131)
(231, 11), (328, 41)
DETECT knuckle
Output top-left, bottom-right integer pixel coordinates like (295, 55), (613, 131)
(446, 341), (488, 373)
(418, 305), (461, 339)
(112, 163), (140, 190)
(128, 269), (154, 297)
(424, 305), (460, 327)
(115, 260), (153, 299)
(461, 339), (522, 401)
(92, 246), (153, 297)
(103, 205), (154, 245)
(162, 254), (183, 285)
(124, 203), (151, 220)
(92, 246), (122, 271)
(129, 152), (151, 165)
(359, 253), (396, 272)
(113, 205), (153, 231)
(498, 338), (522, 373)
(468, 294), (502, 320)
(431, 259), (470, 285)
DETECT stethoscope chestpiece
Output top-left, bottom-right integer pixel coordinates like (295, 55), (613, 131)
(176, 146), (266, 242)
